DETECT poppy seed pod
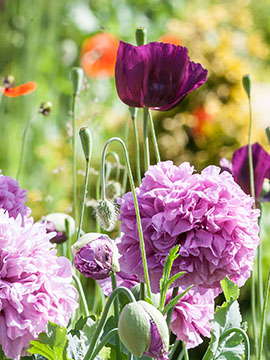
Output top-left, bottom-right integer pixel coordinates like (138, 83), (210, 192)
(72, 233), (120, 280)
(96, 199), (118, 231)
(118, 301), (169, 360)
(41, 213), (75, 244)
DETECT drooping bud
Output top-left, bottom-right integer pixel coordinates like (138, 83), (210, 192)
(118, 301), (169, 360)
(39, 101), (52, 116)
(96, 199), (118, 231)
(105, 180), (122, 200)
(72, 233), (120, 279)
(41, 213), (75, 244)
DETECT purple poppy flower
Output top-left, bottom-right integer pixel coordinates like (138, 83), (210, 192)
(72, 233), (120, 280)
(115, 41), (208, 111)
(221, 143), (270, 200)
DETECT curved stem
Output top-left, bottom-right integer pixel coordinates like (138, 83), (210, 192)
(83, 287), (136, 360)
(220, 327), (250, 360)
(73, 273), (90, 318)
(131, 110), (141, 184)
(111, 273), (121, 360)
(258, 269), (270, 360)
(88, 328), (118, 360)
(16, 114), (36, 181)
(148, 109), (161, 163)
(72, 94), (78, 223)
(143, 107), (150, 171)
(106, 151), (121, 182)
(100, 137), (152, 299)
(96, 175), (101, 233)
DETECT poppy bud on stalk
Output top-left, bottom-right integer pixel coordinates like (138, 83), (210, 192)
(106, 180), (122, 200)
(96, 199), (118, 231)
(72, 233), (120, 279)
(71, 67), (84, 96)
(41, 213), (75, 244)
(118, 300), (169, 360)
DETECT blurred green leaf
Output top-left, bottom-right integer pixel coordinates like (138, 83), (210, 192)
(221, 277), (240, 302)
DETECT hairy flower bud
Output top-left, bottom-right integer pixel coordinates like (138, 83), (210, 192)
(41, 212), (75, 244)
(118, 301), (169, 360)
(72, 233), (120, 279)
(96, 199), (118, 231)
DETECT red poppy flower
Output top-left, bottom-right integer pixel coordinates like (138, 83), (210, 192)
(1, 82), (37, 97)
(192, 106), (212, 134)
(81, 33), (119, 78)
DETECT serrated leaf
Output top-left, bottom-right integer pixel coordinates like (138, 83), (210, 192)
(221, 277), (240, 302)
(28, 322), (71, 360)
(202, 301), (246, 360)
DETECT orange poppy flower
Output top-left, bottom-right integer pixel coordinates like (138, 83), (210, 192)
(159, 34), (182, 46)
(81, 33), (119, 78)
(1, 81), (37, 97)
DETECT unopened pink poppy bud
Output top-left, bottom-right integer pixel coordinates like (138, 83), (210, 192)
(41, 213), (75, 244)
(118, 300), (169, 360)
(72, 233), (120, 279)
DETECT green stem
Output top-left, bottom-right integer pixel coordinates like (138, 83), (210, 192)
(131, 110), (141, 184)
(83, 287), (136, 360)
(143, 107), (150, 171)
(111, 273), (121, 360)
(16, 114), (36, 181)
(247, 92), (260, 357)
(100, 137), (152, 299)
(169, 340), (180, 359)
(76, 156), (91, 243)
(72, 93), (78, 224)
(96, 175), (101, 233)
(73, 273), (89, 318)
(166, 287), (179, 327)
(148, 109), (161, 163)
(106, 151), (121, 182)
(183, 343), (189, 360)
(88, 328), (118, 360)
(122, 122), (130, 193)
(258, 269), (270, 360)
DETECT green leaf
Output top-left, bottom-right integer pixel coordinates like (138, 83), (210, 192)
(163, 286), (192, 314)
(167, 271), (185, 288)
(221, 277), (240, 302)
(202, 301), (246, 360)
(28, 322), (71, 360)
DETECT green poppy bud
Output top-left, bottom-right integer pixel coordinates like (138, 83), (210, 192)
(118, 300), (169, 359)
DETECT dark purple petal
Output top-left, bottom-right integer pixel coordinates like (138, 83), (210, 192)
(144, 321), (169, 360)
(115, 41), (145, 107)
(115, 41), (207, 111)
(232, 143), (270, 199)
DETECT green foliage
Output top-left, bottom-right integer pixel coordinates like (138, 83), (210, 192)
(28, 322), (70, 360)
(221, 277), (240, 302)
(202, 301), (246, 360)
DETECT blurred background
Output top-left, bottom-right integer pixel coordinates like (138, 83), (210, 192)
(1, 0), (270, 357)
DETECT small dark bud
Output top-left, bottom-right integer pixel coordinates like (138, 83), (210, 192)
(3, 75), (15, 89)
(242, 74), (251, 99)
(39, 102), (52, 116)
(136, 27), (147, 46)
